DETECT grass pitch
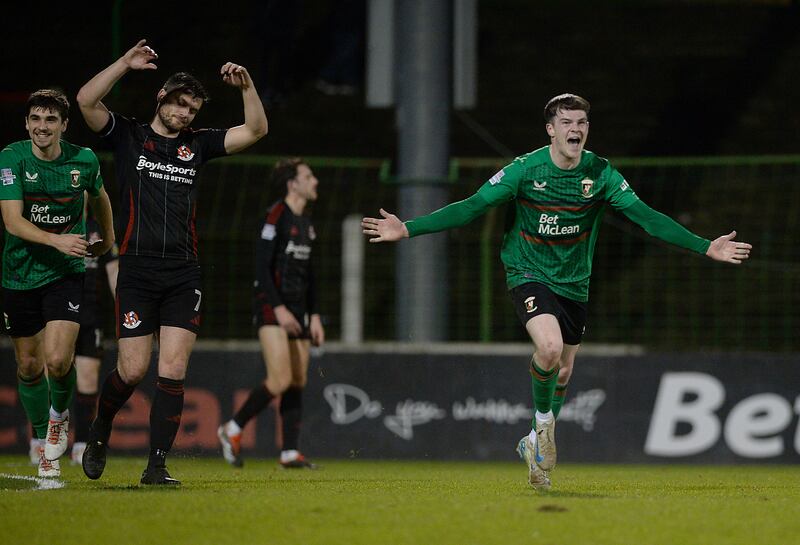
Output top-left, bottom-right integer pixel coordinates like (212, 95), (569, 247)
(1, 455), (798, 545)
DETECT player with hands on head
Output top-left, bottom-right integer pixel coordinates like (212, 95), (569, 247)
(362, 93), (751, 491)
(218, 158), (324, 470)
(1, 89), (114, 478)
(76, 39), (268, 486)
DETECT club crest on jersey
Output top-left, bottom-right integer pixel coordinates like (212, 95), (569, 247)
(25, 171), (39, 182)
(176, 145), (195, 162)
(70, 169), (81, 188)
(122, 310), (141, 329)
(309, 225), (316, 240)
(581, 179), (594, 198)
(525, 296), (537, 313)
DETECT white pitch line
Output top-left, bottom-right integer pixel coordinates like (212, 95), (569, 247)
(0, 473), (66, 490)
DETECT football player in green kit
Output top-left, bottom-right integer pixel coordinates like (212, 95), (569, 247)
(0, 89), (114, 478)
(362, 94), (752, 490)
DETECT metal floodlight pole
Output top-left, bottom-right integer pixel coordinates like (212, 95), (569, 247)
(394, 0), (452, 341)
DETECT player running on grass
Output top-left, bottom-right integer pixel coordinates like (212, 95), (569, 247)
(1, 89), (115, 478)
(76, 39), (268, 485)
(362, 93), (752, 490)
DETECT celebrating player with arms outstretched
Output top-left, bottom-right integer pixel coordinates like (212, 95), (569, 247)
(76, 39), (268, 485)
(362, 94), (752, 490)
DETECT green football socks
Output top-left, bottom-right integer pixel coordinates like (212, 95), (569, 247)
(530, 356), (558, 423)
(18, 371), (49, 439)
(552, 384), (568, 419)
(48, 362), (76, 414)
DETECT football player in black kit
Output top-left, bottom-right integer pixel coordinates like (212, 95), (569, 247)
(76, 39), (268, 485)
(218, 158), (324, 469)
(71, 214), (119, 465)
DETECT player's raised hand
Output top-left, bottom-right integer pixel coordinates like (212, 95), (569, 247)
(361, 209), (409, 243)
(706, 231), (752, 264)
(123, 39), (158, 70)
(221, 63), (252, 90)
(51, 234), (90, 258)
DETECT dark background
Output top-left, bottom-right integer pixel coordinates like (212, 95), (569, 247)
(1, 1), (798, 347)
(2, 0), (799, 159)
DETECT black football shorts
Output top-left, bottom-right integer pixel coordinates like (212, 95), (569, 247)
(116, 257), (202, 338)
(2, 273), (84, 338)
(509, 282), (587, 345)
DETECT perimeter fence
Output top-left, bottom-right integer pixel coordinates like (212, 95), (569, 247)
(92, 154), (799, 351)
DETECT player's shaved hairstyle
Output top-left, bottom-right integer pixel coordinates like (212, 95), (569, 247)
(543, 94), (590, 123)
(27, 89), (70, 121)
(273, 157), (306, 195)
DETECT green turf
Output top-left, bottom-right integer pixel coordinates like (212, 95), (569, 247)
(1, 455), (798, 545)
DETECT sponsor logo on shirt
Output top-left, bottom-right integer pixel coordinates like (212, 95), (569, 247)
(538, 213), (580, 236)
(581, 179), (594, 198)
(488, 169), (505, 186)
(533, 180), (547, 191)
(261, 223), (276, 240)
(176, 145), (195, 162)
(122, 310), (141, 329)
(285, 241), (312, 260)
(29, 204), (71, 225)
(1, 168), (16, 186)
(70, 169), (81, 188)
(25, 171), (38, 182)
(136, 155), (196, 184)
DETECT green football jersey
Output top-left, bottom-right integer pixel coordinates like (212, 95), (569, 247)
(477, 146), (639, 301)
(0, 140), (103, 289)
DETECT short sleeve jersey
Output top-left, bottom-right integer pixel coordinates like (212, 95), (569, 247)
(100, 113), (227, 261)
(477, 146), (639, 301)
(254, 200), (317, 312)
(0, 140), (103, 289)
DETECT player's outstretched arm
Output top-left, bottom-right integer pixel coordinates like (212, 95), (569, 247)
(706, 231), (752, 264)
(77, 39), (158, 132)
(222, 63), (268, 154)
(362, 209), (409, 243)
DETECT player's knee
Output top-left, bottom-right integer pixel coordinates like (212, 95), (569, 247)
(266, 372), (292, 394)
(16, 354), (43, 379)
(44, 351), (73, 378)
(535, 342), (563, 369)
(117, 363), (147, 385)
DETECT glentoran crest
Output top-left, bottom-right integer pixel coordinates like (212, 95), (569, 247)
(581, 178), (594, 198)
